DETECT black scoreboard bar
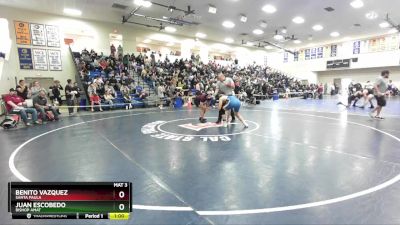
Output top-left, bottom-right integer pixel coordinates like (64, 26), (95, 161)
(8, 182), (132, 220)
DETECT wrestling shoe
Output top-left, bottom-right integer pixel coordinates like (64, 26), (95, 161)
(368, 111), (374, 118)
(200, 118), (207, 123)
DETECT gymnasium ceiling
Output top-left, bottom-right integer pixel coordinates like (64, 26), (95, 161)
(1, 0), (400, 50)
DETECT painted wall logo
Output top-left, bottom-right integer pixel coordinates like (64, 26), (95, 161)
(141, 119), (259, 142)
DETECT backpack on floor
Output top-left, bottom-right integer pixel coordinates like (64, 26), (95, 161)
(46, 111), (55, 121)
(1, 114), (20, 129)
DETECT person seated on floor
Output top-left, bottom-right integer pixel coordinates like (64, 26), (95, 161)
(90, 92), (103, 112)
(33, 90), (59, 122)
(4, 88), (40, 126)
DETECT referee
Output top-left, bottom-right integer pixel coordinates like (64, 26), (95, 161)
(215, 72), (236, 124)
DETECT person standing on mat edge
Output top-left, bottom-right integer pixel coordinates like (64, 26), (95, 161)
(65, 79), (76, 116)
(219, 95), (249, 128)
(215, 72), (235, 124)
(369, 70), (389, 119)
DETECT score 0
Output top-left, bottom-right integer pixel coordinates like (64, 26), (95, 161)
(113, 183), (129, 200)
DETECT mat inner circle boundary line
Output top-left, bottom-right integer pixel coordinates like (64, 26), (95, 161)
(8, 109), (400, 216)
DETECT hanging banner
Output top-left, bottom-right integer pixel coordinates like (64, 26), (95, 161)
(360, 40), (368, 54)
(32, 49), (48, 70)
(17, 48), (33, 70)
(46, 25), (60, 48)
(305, 49), (311, 60)
(299, 50), (305, 61)
(388, 35), (400, 50)
(379, 37), (386, 51)
(323, 45), (330, 58)
(14, 21), (31, 45)
(330, 45), (337, 57)
(30, 23), (46, 46)
(369, 38), (377, 52)
(317, 47), (323, 58)
(353, 41), (361, 54)
(310, 48), (317, 59)
(47, 50), (62, 71)
(283, 52), (288, 63)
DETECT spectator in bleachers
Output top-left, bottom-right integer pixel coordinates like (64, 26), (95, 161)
(87, 82), (97, 97)
(103, 89), (115, 109)
(157, 83), (165, 109)
(110, 44), (116, 57)
(90, 93), (103, 112)
(139, 90), (148, 100)
(388, 80), (398, 96)
(4, 88), (39, 126)
(104, 81), (114, 95)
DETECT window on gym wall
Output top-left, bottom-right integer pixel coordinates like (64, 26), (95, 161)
(63, 26), (96, 51)
(0, 18), (12, 84)
(0, 18), (12, 61)
(109, 33), (123, 47)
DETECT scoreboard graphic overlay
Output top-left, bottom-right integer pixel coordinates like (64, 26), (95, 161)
(8, 182), (132, 220)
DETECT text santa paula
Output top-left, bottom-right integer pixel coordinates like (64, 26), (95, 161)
(14, 190), (68, 200)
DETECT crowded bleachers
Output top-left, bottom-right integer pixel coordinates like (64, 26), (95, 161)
(4, 46), (397, 128)
(73, 47), (319, 110)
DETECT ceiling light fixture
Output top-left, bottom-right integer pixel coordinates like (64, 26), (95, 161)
(224, 38), (234, 43)
(292, 16), (305, 24)
(208, 4), (217, 14)
(262, 4), (277, 13)
(246, 42), (254, 46)
(63, 8), (82, 16)
(165, 26), (177, 33)
(143, 39), (152, 43)
(293, 40), (302, 44)
(196, 32), (207, 38)
(274, 34), (284, 40)
(222, 20), (235, 28)
(330, 31), (340, 37)
(253, 29), (264, 35)
(388, 28), (398, 34)
(273, 30), (284, 40)
(312, 24), (324, 31)
(350, 0), (364, 8)
(365, 11), (378, 20)
(134, 0), (152, 8)
(379, 22), (390, 28)
(260, 21), (268, 28)
(342, 37), (352, 41)
(240, 14), (247, 23)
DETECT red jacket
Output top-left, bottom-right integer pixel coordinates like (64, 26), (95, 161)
(3, 94), (24, 112)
